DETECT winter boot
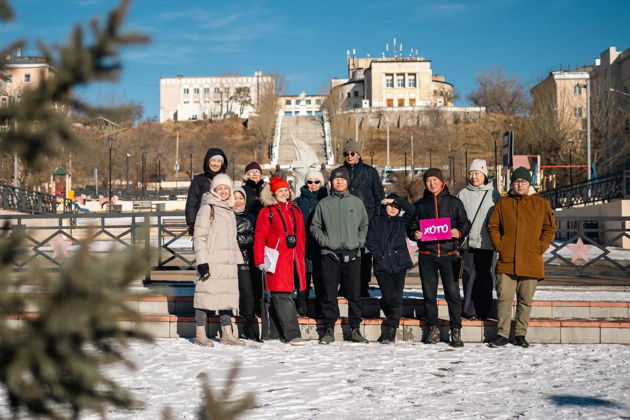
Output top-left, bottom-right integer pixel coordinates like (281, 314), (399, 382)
(288, 337), (306, 346)
(319, 327), (335, 345)
(450, 328), (464, 347)
(349, 328), (369, 343)
(195, 325), (214, 347)
(220, 325), (245, 346)
(378, 326), (396, 344)
(244, 317), (262, 342)
(489, 335), (509, 348)
(425, 326), (440, 344)
(514, 336), (530, 348)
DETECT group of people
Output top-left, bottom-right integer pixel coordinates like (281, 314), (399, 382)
(185, 139), (557, 348)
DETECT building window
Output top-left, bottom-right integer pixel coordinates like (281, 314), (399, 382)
(191, 114), (197, 120)
(307, 111), (313, 116)
(347, 92), (351, 98)
(24, 73), (31, 83)
(315, 99), (321, 105)
(306, 99), (311, 105)
(574, 84), (582, 95)
(5, 75), (11, 83)
(285, 99), (292, 105)
(398, 98), (405, 107)
(385, 74), (393, 88)
(386, 98), (393, 107)
(194, 99), (199, 103)
(183, 100), (189, 104)
(183, 88), (189, 94)
(397, 75), (405, 88)
(204, 88), (210, 94)
(214, 87), (221, 93)
(204, 98), (210, 103)
(353, 91), (359, 97)
(409, 98), (416, 107)
(408, 74), (416, 88)
(575, 107), (583, 118)
(224, 87), (230, 94)
(284, 111), (292, 116)
(193, 88), (199, 94)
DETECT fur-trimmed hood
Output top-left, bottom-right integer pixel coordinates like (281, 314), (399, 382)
(259, 182), (295, 207)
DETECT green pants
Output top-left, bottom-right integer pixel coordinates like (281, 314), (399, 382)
(496, 273), (538, 338)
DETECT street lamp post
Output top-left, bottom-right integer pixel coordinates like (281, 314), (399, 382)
(189, 152), (193, 180)
(567, 140), (574, 184)
(125, 153), (131, 192)
(141, 150), (147, 199)
(463, 142), (470, 173)
(404, 152), (407, 177)
(578, 81), (592, 180)
(108, 136), (113, 212)
(157, 153), (162, 196)
(370, 151), (375, 166)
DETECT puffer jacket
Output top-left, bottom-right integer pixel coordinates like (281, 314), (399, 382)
(185, 148), (228, 226)
(235, 210), (255, 265)
(366, 195), (415, 275)
(243, 178), (265, 218)
(295, 185), (328, 263)
(342, 158), (385, 220)
(193, 191), (243, 312)
(487, 191), (557, 279)
(456, 181), (502, 250)
(253, 184), (306, 293)
(310, 189), (369, 255)
(407, 185), (471, 257)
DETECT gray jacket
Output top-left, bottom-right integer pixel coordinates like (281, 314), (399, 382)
(310, 190), (369, 255)
(456, 182), (501, 250)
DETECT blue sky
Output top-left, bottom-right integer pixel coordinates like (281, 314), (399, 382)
(3, 0), (629, 119)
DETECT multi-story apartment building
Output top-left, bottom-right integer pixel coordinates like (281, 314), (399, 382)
(159, 71), (274, 122)
(330, 55), (454, 110)
(1, 49), (53, 109)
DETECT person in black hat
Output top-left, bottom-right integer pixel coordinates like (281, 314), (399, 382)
(338, 139), (385, 298)
(365, 194), (415, 343)
(408, 168), (471, 347)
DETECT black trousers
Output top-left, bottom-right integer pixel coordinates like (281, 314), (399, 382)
(418, 253), (462, 329)
(269, 292), (301, 341)
(238, 265), (255, 319)
(360, 249), (372, 297)
(376, 271), (406, 328)
(461, 248), (495, 319)
(250, 266), (263, 317)
(297, 257), (324, 315)
(321, 254), (362, 329)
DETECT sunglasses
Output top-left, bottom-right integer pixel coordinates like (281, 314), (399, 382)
(343, 151), (357, 157)
(306, 180), (321, 185)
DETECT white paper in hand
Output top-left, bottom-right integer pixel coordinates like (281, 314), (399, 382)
(263, 246), (280, 273)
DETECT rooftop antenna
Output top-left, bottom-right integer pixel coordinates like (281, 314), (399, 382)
(386, 43), (389, 54)
(399, 43), (403, 57)
(393, 37), (397, 57)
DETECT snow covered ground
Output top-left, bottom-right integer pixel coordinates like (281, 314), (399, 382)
(66, 339), (630, 419)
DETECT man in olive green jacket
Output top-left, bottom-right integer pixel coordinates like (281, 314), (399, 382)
(487, 167), (557, 348)
(311, 167), (369, 344)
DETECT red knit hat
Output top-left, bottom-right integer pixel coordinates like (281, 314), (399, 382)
(269, 177), (290, 193)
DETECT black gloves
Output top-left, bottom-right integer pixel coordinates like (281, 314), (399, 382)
(197, 263), (210, 281)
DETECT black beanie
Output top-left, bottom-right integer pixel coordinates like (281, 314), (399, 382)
(330, 167), (350, 183)
(423, 168), (445, 184)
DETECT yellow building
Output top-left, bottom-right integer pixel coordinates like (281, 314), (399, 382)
(1, 49), (53, 109)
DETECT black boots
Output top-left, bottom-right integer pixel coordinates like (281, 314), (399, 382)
(378, 326), (396, 344)
(489, 335), (509, 348)
(242, 317), (262, 342)
(425, 326), (440, 344)
(450, 328), (464, 347)
(296, 291), (309, 317)
(514, 336), (530, 348)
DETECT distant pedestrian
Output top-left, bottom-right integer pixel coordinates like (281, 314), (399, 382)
(253, 177), (306, 346)
(242, 161), (265, 218)
(311, 167), (369, 344)
(487, 167), (556, 348)
(408, 168), (471, 347)
(456, 159), (501, 320)
(233, 186), (261, 342)
(185, 148), (228, 236)
(295, 169), (328, 317)
(193, 174), (244, 346)
(365, 194), (415, 344)
(339, 138), (385, 297)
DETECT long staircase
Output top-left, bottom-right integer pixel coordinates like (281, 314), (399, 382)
(277, 116), (327, 165)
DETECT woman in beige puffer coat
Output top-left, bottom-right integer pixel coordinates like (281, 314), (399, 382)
(193, 174), (245, 346)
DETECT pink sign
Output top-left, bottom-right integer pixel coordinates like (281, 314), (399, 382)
(419, 217), (452, 241)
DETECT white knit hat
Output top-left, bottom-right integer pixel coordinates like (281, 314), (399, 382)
(210, 173), (234, 207)
(469, 159), (488, 177)
(305, 169), (325, 184)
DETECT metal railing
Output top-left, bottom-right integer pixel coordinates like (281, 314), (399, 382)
(1, 184), (72, 214)
(1, 212), (627, 279)
(540, 171), (628, 209)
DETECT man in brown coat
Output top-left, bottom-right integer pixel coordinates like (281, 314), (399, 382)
(487, 167), (556, 348)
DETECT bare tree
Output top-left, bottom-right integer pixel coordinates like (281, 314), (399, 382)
(248, 81), (278, 162)
(468, 67), (529, 115)
(229, 86), (252, 117)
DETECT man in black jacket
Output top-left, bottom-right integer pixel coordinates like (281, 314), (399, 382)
(185, 148), (228, 235)
(408, 168), (471, 347)
(339, 139), (385, 297)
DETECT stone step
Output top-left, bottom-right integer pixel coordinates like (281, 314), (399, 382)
(5, 313), (628, 344)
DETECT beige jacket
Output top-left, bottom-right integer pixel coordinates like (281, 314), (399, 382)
(193, 192), (243, 312)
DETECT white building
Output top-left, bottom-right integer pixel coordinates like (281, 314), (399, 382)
(159, 71), (274, 122)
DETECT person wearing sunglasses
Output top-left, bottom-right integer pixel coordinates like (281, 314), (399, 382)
(295, 169), (328, 317)
(339, 139), (385, 298)
(487, 167), (556, 349)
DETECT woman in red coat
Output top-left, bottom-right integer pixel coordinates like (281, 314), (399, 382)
(254, 177), (306, 346)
